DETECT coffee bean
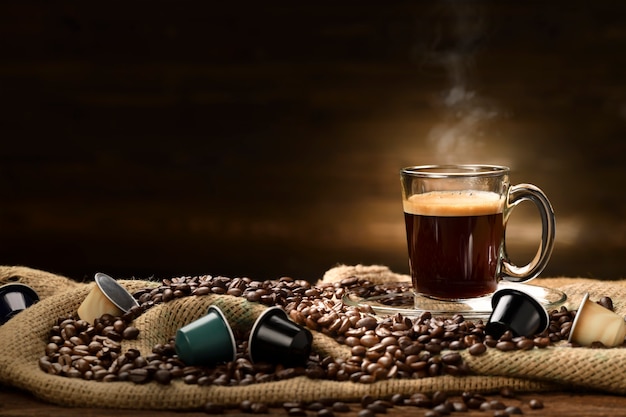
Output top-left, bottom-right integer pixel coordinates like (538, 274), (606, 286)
(250, 402), (269, 414)
(357, 410), (375, 417)
(123, 326), (140, 340)
(515, 338), (535, 351)
(366, 403), (387, 414)
(360, 334), (380, 348)
(317, 409), (334, 417)
(488, 400), (506, 410)
(356, 316), (378, 330)
(128, 368), (150, 384)
(432, 403), (452, 414)
(466, 397), (485, 410)
(239, 400), (253, 412)
(529, 399), (544, 409)
(451, 401), (467, 412)
(390, 394), (405, 405)
(430, 391), (446, 405)
(533, 337), (551, 348)
(496, 341), (516, 352)
(203, 402), (224, 414)
(441, 352), (461, 365)
(598, 296), (614, 311)
(468, 342), (487, 355)
(505, 405), (523, 414)
(359, 374), (376, 384)
(480, 401), (492, 411)
(332, 402), (350, 412)
(154, 369), (172, 385)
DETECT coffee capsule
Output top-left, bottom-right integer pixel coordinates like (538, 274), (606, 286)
(77, 272), (139, 324)
(568, 293), (626, 347)
(486, 288), (549, 339)
(249, 306), (313, 367)
(175, 305), (237, 366)
(0, 283), (39, 324)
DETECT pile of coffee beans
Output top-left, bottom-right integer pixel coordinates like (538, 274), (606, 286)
(37, 274), (621, 414)
(200, 388), (545, 416)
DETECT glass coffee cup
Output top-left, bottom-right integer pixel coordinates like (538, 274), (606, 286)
(400, 164), (555, 302)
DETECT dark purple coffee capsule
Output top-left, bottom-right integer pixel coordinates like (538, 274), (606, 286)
(486, 288), (549, 339)
(249, 306), (313, 367)
(0, 283), (39, 324)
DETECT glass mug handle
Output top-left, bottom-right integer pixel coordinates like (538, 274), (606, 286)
(501, 184), (556, 282)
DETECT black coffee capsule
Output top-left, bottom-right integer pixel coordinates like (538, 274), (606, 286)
(249, 306), (313, 367)
(0, 283), (39, 324)
(486, 288), (549, 339)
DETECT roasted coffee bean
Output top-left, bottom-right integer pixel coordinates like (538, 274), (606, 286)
(365, 403), (387, 414)
(332, 402), (351, 413)
(598, 296), (614, 311)
(430, 391), (446, 405)
(408, 393), (432, 408)
(390, 394), (405, 405)
(441, 352), (461, 365)
(496, 341), (516, 352)
(250, 402), (269, 414)
(488, 400), (506, 410)
(283, 401), (303, 410)
(317, 409), (334, 417)
(360, 334), (379, 348)
(357, 410), (375, 417)
(466, 397), (486, 409)
(128, 368), (150, 384)
(203, 402), (225, 414)
(468, 342), (487, 355)
(505, 405), (523, 414)
(239, 400), (253, 412)
(433, 402), (453, 414)
(451, 401), (468, 412)
(533, 337), (551, 348)
(529, 399), (544, 409)
(123, 326), (140, 340)
(356, 316), (378, 330)
(516, 338), (535, 351)
(154, 369), (172, 385)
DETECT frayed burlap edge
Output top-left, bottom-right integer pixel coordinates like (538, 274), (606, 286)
(2, 265), (626, 409)
(0, 265), (81, 300)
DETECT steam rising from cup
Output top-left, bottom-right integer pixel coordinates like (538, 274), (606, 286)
(421, 1), (501, 164)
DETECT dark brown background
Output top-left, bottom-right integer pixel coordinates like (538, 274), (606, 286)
(1, 1), (625, 283)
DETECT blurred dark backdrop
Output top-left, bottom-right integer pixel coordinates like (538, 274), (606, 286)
(1, 1), (625, 283)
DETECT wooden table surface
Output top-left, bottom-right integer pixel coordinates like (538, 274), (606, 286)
(3, 385), (626, 417)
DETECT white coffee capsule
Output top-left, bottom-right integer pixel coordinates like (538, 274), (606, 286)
(569, 293), (626, 347)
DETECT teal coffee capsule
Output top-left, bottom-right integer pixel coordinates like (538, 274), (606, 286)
(175, 305), (237, 366)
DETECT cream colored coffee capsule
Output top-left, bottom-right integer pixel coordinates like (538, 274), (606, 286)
(77, 272), (139, 324)
(568, 293), (626, 347)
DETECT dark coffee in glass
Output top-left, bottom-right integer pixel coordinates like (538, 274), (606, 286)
(401, 165), (555, 302)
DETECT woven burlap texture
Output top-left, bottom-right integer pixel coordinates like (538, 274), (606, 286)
(1, 264), (626, 410)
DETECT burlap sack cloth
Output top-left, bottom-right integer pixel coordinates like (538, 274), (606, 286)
(1, 264), (626, 410)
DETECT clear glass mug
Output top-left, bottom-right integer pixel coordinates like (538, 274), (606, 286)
(400, 164), (555, 301)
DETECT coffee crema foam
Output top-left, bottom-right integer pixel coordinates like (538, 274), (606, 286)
(403, 191), (504, 216)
